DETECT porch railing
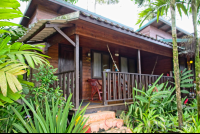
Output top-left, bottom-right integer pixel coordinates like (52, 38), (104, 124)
(102, 71), (174, 105)
(52, 70), (75, 105)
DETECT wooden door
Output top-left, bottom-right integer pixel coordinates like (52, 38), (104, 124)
(59, 44), (74, 73)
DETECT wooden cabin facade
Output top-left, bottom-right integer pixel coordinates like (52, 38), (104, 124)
(19, 0), (184, 113)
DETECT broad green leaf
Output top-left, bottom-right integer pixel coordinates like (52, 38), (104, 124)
(0, 93), (14, 103)
(180, 84), (194, 88)
(135, 96), (149, 103)
(181, 90), (190, 94)
(0, 70), (7, 96)
(6, 73), (17, 93)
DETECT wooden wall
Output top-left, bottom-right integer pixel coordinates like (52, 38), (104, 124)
(47, 44), (59, 73)
(150, 26), (172, 39)
(139, 26), (150, 36)
(141, 53), (173, 75)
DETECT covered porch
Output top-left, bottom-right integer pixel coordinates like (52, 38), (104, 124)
(18, 11), (175, 112)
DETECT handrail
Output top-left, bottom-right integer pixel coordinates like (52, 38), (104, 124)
(102, 71), (174, 105)
(54, 70), (75, 75)
(102, 71), (173, 78)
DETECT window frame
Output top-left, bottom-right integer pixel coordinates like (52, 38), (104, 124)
(156, 35), (165, 40)
(91, 50), (112, 79)
(119, 55), (137, 73)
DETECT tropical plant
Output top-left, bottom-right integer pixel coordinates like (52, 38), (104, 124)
(132, 109), (166, 133)
(0, 35), (49, 106)
(187, 0), (200, 120)
(0, 103), (25, 133)
(0, 0), (50, 107)
(179, 68), (194, 89)
(19, 0), (79, 4)
(180, 116), (200, 133)
(11, 94), (89, 133)
(0, 0), (23, 34)
(29, 65), (65, 114)
(134, 0), (189, 128)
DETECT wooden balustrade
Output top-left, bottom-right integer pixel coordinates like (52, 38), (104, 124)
(52, 70), (75, 105)
(102, 71), (174, 105)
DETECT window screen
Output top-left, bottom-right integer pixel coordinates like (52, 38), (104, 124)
(129, 59), (136, 73)
(93, 52), (101, 78)
(121, 57), (128, 72)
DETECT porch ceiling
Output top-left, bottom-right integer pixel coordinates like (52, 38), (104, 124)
(18, 20), (67, 43)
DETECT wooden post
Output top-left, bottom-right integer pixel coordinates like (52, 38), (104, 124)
(138, 50), (142, 89)
(75, 34), (79, 109)
(102, 71), (108, 105)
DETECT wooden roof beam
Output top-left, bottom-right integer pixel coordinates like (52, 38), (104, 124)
(158, 23), (166, 29)
(54, 26), (75, 47)
(165, 27), (171, 33)
(45, 23), (74, 28)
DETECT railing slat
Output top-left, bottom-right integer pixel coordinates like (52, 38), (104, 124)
(102, 72), (107, 105)
(67, 72), (71, 98)
(63, 73), (66, 99)
(71, 72), (75, 104)
(108, 73), (111, 100)
(118, 73), (122, 99)
(123, 74), (126, 100)
(127, 74), (130, 98)
(113, 73), (117, 100)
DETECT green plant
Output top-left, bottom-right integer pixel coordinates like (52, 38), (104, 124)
(0, 36), (49, 106)
(180, 115), (200, 133)
(0, 103), (25, 133)
(132, 109), (166, 133)
(29, 65), (65, 114)
(11, 94), (89, 133)
(0, 0), (50, 106)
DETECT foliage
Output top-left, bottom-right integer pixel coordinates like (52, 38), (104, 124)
(181, 115), (200, 133)
(12, 94), (89, 133)
(178, 68), (194, 89)
(0, 0), (23, 34)
(132, 109), (166, 133)
(0, 0), (50, 107)
(120, 74), (197, 133)
(29, 65), (65, 114)
(0, 35), (49, 106)
(135, 0), (188, 27)
(19, 0), (79, 4)
(0, 103), (25, 133)
(96, 0), (119, 5)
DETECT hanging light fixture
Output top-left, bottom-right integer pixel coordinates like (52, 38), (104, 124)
(190, 58), (193, 64)
(115, 50), (119, 57)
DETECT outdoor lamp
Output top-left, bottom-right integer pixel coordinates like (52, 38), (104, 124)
(190, 58), (193, 64)
(87, 52), (91, 57)
(115, 51), (119, 56)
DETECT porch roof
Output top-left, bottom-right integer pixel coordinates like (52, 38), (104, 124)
(18, 11), (175, 49)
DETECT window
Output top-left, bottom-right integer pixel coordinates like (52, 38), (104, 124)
(121, 57), (128, 72)
(92, 52), (111, 78)
(156, 35), (165, 40)
(120, 57), (137, 73)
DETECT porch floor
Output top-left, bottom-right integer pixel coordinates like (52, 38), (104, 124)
(71, 101), (133, 114)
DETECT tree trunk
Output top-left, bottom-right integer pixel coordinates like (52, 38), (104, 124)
(192, 0), (200, 120)
(170, 0), (183, 129)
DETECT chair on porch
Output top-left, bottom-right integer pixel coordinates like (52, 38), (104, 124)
(87, 79), (103, 101)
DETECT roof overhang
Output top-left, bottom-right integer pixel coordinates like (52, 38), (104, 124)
(18, 11), (79, 43)
(18, 11), (174, 50)
(136, 17), (192, 38)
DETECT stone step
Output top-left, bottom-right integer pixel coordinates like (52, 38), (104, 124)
(101, 127), (132, 133)
(88, 118), (124, 133)
(83, 111), (115, 124)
